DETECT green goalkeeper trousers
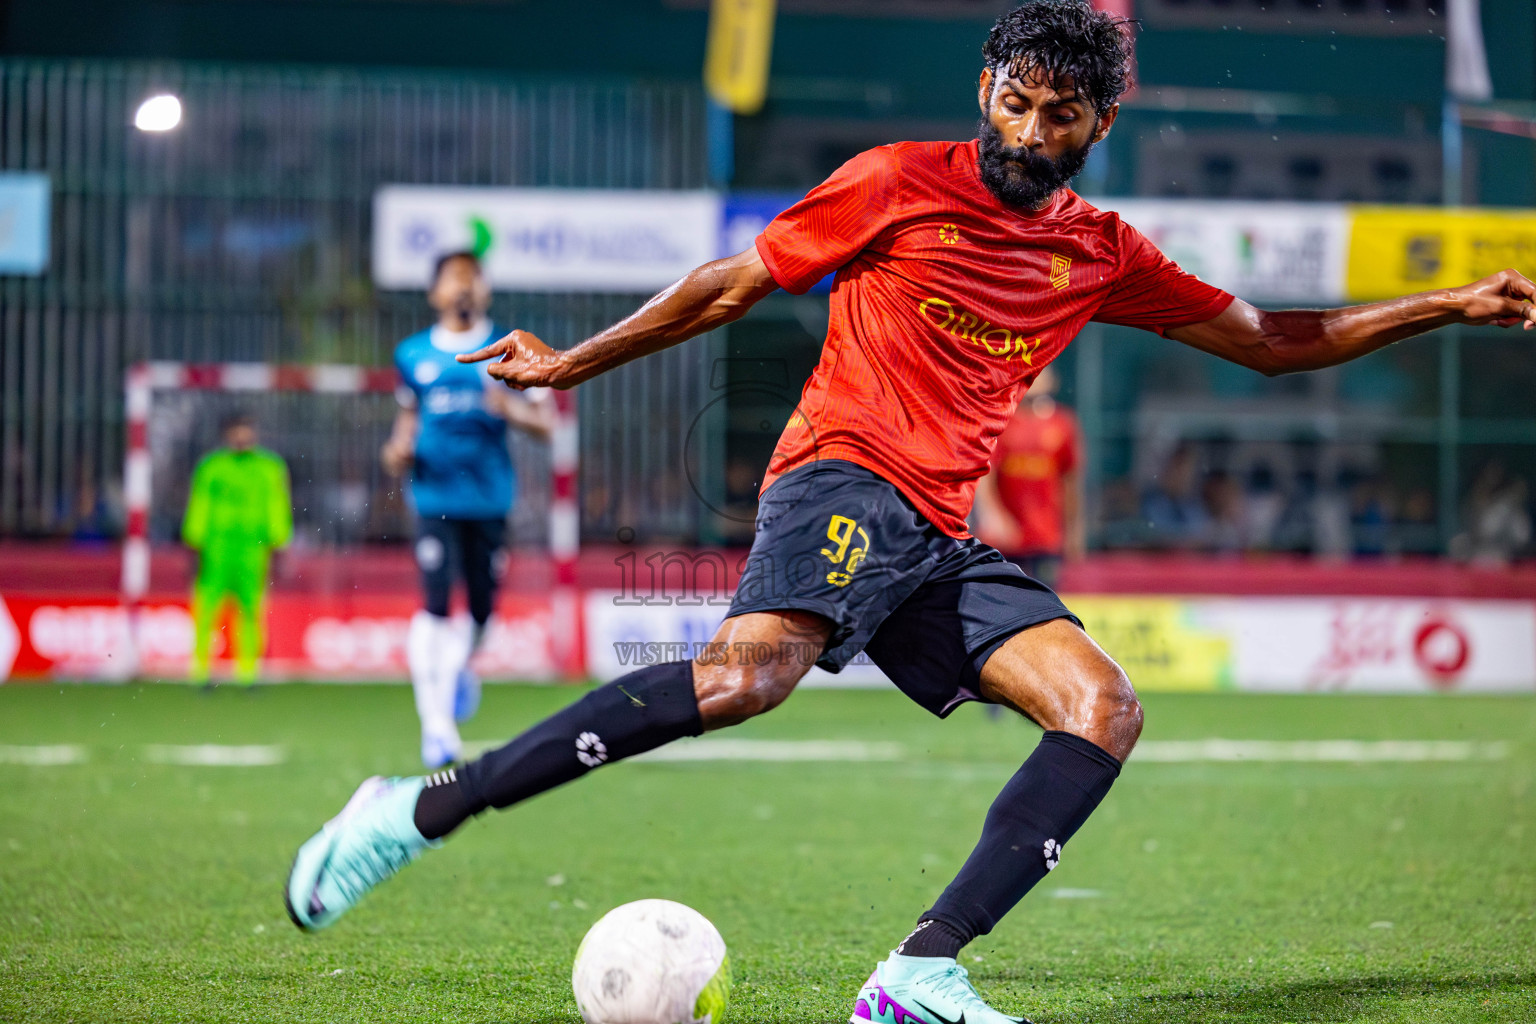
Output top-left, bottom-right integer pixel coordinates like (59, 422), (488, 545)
(190, 549), (271, 685)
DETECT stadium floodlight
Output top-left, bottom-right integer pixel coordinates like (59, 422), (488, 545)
(133, 94), (182, 132)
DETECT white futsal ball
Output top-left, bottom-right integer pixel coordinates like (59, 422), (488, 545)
(572, 899), (731, 1024)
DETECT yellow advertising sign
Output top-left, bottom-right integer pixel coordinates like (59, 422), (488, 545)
(1067, 597), (1232, 692)
(705, 0), (777, 115)
(1346, 206), (1536, 301)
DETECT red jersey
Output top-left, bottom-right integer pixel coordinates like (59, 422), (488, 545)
(756, 140), (1231, 537)
(990, 404), (1079, 556)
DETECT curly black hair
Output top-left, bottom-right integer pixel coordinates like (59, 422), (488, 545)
(982, 0), (1136, 118)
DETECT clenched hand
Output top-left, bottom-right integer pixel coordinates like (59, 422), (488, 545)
(1451, 268), (1536, 330)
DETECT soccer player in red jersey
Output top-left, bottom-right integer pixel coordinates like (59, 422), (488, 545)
(975, 366), (1082, 588)
(288, 3), (1536, 1019)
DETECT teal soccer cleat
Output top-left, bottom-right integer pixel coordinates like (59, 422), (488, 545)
(850, 952), (1030, 1024)
(284, 775), (439, 931)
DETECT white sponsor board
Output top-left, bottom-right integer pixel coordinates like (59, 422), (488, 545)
(1212, 597), (1536, 693)
(1096, 200), (1350, 304)
(373, 186), (722, 292)
(583, 591), (1536, 694)
(583, 592), (892, 689)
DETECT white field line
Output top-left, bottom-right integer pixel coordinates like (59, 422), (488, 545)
(468, 738), (907, 763)
(142, 744), (287, 766)
(1132, 739), (1509, 763)
(1050, 888), (1104, 899)
(0, 744), (88, 766)
(635, 739), (906, 762)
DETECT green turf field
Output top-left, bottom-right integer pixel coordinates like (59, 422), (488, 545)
(1, 683), (1532, 1023)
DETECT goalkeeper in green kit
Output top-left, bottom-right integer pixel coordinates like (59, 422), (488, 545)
(181, 413), (293, 686)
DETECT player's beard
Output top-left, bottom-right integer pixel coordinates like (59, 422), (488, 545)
(976, 116), (1094, 210)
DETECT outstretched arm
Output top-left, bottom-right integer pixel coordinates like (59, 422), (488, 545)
(458, 247), (780, 389)
(1167, 268), (1536, 376)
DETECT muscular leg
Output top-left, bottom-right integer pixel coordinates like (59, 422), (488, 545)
(411, 609), (832, 838)
(899, 618), (1140, 957)
(694, 609), (832, 728)
(976, 618), (1142, 761)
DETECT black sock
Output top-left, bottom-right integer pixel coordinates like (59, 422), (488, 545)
(414, 767), (472, 840)
(916, 731), (1121, 948)
(895, 919), (967, 959)
(412, 661), (703, 840)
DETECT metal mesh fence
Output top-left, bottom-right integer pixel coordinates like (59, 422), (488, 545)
(0, 60), (711, 543)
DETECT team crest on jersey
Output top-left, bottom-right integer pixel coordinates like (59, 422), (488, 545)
(938, 223), (961, 246)
(1049, 254), (1072, 291)
(414, 361), (443, 385)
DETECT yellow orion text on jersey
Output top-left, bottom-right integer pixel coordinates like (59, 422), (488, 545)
(917, 297), (1043, 363)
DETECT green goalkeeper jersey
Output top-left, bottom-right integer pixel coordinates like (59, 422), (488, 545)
(182, 446), (293, 552)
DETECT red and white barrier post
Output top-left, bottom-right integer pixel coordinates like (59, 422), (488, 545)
(118, 362), (156, 678)
(549, 389), (583, 681)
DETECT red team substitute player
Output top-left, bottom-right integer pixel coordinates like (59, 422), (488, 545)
(975, 365), (1082, 588)
(287, 4), (1536, 1021)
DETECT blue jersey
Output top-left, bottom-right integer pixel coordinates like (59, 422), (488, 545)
(394, 322), (515, 521)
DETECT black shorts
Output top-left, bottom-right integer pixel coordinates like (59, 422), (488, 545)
(726, 460), (1080, 718)
(1005, 554), (1062, 590)
(415, 516), (507, 624)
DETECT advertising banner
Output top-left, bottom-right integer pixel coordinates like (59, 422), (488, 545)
(373, 186), (722, 292)
(1099, 199), (1350, 304)
(1, 593), (556, 682)
(1345, 206), (1536, 300)
(1212, 597), (1536, 693)
(0, 173), (49, 275)
(1070, 597), (1233, 691)
(7, 590), (1533, 694)
(580, 591), (1536, 695)
(583, 591), (890, 688)
(371, 187), (1536, 307)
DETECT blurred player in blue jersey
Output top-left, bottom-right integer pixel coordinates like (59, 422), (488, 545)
(382, 251), (554, 768)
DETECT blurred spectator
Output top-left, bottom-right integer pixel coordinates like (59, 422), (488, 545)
(1348, 472), (1393, 557)
(1399, 487), (1438, 553)
(1199, 469), (1243, 553)
(1140, 444), (1207, 547)
(1310, 470), (1353, 560)
(1240, 462), (1285, 550)
(1452, 461), (1531, 565)
(64, 456), (125, 543)
(974, 366), (1081, 587)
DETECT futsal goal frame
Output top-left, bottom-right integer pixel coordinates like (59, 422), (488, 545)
(119, 360), (581, 679)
